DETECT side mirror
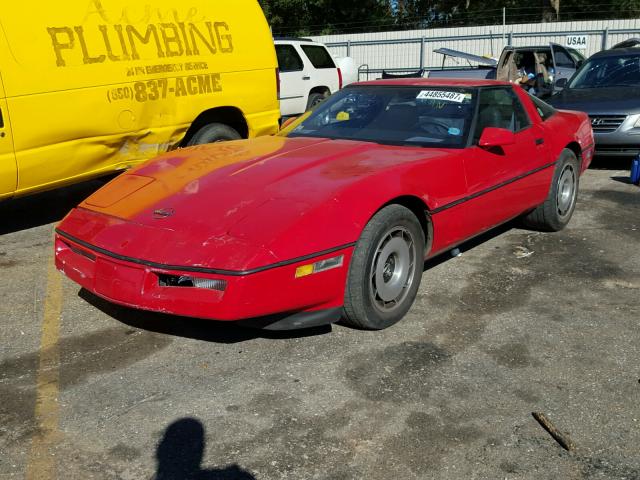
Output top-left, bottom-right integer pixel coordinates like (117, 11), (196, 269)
(555, 77), (568, 89)
(479, 127), (516, 148)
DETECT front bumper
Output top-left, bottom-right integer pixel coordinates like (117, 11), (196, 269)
(593, 118), (640, 157)
(593, 142), (640, 157)
(55, 232), (352, 323)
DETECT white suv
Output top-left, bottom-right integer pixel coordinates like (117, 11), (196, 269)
(275, 38), (344, 118)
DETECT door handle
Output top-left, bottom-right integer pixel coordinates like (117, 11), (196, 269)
(302, 76), (311, 80)
(535, 138), (544, 145)
(0, 132), (5, 138)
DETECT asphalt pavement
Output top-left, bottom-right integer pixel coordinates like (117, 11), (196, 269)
(0, 163), (638, 480)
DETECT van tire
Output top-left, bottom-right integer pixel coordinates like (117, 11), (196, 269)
(187, 123), (241, 146)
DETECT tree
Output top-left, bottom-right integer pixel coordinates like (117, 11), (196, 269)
(259, 0), (393, 35)
(542, 0), (560, 22)
(259, 0), (640, 35)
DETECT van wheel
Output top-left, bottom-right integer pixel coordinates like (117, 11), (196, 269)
(306, 93), (326, 111)
(187, 123), (241, 146)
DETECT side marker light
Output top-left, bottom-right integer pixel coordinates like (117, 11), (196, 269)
(295, 255), (344, 278)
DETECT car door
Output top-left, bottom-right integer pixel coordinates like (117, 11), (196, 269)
(496, 47), (517, 81)
(461, 86), (549, 236)
(0, 73), (16, 198)
(298, 43), (339, 99)
(550, 43), (579, 90)
(276, 44), (307, 117)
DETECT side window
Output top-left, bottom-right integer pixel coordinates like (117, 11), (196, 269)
(554, 50), (575, 68)
(276, 45), (304, 73)
(300, 45), (336, 69)
(567, 48), (586, 66)
(529, 94), (557, 121)
(474, 88), (531, 142)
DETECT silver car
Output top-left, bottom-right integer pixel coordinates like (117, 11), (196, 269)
(549, 45), (640, 157)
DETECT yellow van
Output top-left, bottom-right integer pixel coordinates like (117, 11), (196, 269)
(0, 0), (279, 200)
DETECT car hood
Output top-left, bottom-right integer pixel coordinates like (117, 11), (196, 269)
(60, 135), (450, 271)
(549, 87), (640, 114)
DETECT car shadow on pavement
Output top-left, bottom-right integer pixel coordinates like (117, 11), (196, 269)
(0, 176), (114, 235)
(154, 418), (256, 480)
(80, 223), (519, 340)
(590, 156), (633, 171)
(80, 289), (333, 344)
(422, 221), (515, 271)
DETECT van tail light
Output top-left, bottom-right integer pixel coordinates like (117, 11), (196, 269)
(337, 67), (343, 90)
(276, 68), (281, 97)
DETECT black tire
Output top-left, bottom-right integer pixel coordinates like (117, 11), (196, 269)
(186, 123), (241, 146)
(521, 148), (580, 232)
(343, 205), (425, 330)
(306, 92), (326, 111)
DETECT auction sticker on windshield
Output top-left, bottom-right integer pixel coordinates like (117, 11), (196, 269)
(417, 90), (466, 102)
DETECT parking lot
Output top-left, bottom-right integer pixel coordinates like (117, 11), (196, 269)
(0, 164), (638, 480)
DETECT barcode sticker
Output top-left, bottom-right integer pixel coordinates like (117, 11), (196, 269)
(416, 90), (466, 103)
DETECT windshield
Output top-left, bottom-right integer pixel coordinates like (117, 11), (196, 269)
(568, 54), (640, 88)
(283, 86), (476, 148)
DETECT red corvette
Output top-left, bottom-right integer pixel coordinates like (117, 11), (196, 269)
(55, 79), (594, 330)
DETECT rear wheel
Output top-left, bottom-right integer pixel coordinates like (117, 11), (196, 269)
(306, 92), (326, 111)
(521, 148), (580, 231)
(343, 205), (425, 330)
(186, 123), (241, 146)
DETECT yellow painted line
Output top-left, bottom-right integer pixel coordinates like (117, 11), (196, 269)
(25, 232), (63, 480)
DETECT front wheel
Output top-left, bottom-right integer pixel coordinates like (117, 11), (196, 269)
(521, 149), (580, 232)
(186, 123), (241, 146)
(343, 205), (425, 330)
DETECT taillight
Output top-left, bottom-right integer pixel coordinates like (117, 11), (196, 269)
(337, 67), (343, 90)
(276, 68), (280, 97)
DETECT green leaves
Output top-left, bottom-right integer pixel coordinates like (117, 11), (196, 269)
(259, 0), (639, 36)
(260, 0), (392, 36)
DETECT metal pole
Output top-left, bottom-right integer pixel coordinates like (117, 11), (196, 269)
(490, 30), (494, 57)
(508, 31), (514, 46)
(602, 28), (609, 51)
(502, 8), (506, 46)
(420, 36), (425, 70)
(347, 40), (352, 57)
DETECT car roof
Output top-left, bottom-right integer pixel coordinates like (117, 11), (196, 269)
(352, 78), (512, 88)
(274, 37), (315, 44)
(508, 46), (550, 51)
(592, 47), (640, 58)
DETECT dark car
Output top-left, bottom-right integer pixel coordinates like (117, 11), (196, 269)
(549, 44), (640, 157)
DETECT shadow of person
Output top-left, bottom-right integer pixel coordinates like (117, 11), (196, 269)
(154, 418), (256, 480)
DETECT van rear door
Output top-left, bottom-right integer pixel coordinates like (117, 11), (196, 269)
(0, 74), (16, 198)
